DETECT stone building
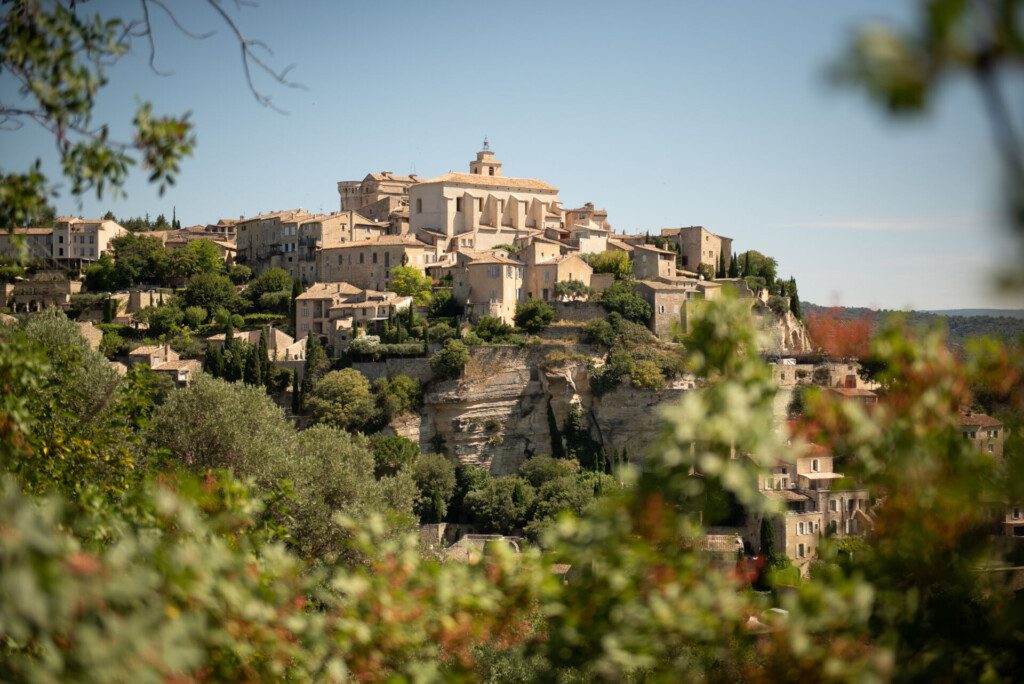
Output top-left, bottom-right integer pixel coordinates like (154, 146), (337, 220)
(635, 280), (702, 339)
(206, 325), (306, 362)
(9, 271), (82, 312)
(408, 144), (563, 251)
(295, 281), (412, 354)
(317, 235), (432, 291)
(126, 342), (199, 386)
(756, 446), (872, 574)
(631, 243), (676, 281)
(516, 236), (592, 301)
(0, 227), (55, 262)
(662, 225), (733, 273)
(337, 171), (421, 222)
(450, 250), (525, 324)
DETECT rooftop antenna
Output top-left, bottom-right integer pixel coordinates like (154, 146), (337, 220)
(482, 136), (490, 151)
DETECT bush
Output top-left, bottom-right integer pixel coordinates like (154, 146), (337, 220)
(581, 318), (615, 347)
(430, 339), (469, 380)
(629, 359), (666, 390)
(599, 280), (651, 324)
(513, 299), (555, 334)
(227, 263), (252, 284)
(182, 273), (237, 313)
(518, 455), (579, 488)
(427, 321), (456, 344)
(374, 374), (423, 420)
(473, 316), (515, 343)
(99, 330), (130, 358)
(183, 305), (207, 329)
(767, 294), (788, 315)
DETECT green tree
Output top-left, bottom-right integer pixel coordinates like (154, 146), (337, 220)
(183, 305), (207, 329)
(301, 332), (330, 399)
(290, 368), (300, 415)
(242, 344), (262, 386)
(430, 338), (469, 380)
(586, 250), (632, 279)
(246, 267), (292, 305)
(517, 455), (579, 488)
(389, 265), (433, 306)
(306, 368), (377, 432)
(727, 252), (739, 278)
(369, 435), (421, 478)
(228, 263), (253, 285)
(553, 278), (591, 301)
(412, 453), (457, 523)
(182, 272), (236, 313)
(598, 280), (651, 324)
(514, 298), (555, 334)
(463, 476), (535, 534)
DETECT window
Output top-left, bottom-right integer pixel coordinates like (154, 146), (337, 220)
(830, 499), (837, 512)
(490, 289), (497, 300)
(798, 543), (806, 558)
(1014, 508), (1022, 520)
(58, 247), (64, 256)
(89, 235), (94, 244)
(781, 477), (788, 489)
(988, 444), (994, 453)
(812, 458), (819, 472)
(58, 235), (64, 243)
(488, 167), (494, 176)
(372, 252), (378, 264)
(506, 265), (512, 277)
(456, 197), (463, 212)
(544, 271), (550, 282)
(384, 252), (390, 267)
(659, 305), (665, 314)
(797, 522), (805, 535)
(359, 253), (364, 264)
(338, 255), (343, 265)
(848, 499), (855, 512)
(416, 199), (422, 213)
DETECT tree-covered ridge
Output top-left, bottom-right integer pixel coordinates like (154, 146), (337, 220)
(804, 302), (1024, 347)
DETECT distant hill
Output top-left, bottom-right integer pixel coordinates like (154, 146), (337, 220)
(803, 303), (1024, 346)
(926, 308), (1024, 319)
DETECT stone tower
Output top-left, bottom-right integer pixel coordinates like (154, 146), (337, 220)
(469, 137), (502, 177)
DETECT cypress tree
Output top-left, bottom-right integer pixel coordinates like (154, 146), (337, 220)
(717, 251), (725, 278)
(727, 253), (739, 278)
(204, 346), (224, 378)
(789, 277), (802, 319)
(243, 345), (262, 386)
(743, 252), (751, 278)
(258, 329), (271, 382)
(760, 515), (777, 560)
(302, 332), (329, 397)
(291, 369), (301, 415)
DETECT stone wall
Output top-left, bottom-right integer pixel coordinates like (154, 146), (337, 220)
(553, 301), (607, 323)
(352, 357), (433, 383)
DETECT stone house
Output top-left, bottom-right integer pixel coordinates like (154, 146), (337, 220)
(76, 320), (103, 352)
(635, 279), (702, 339)
(662, 225), (733, 273)
(756, 446), (872, 574)
(317, 235), (431, 291)
(957, 408), (1020, 537)
(337, 171), (421, 221)
(409, 145), (563, 248)
(825, 387), (879, 405)
(127, 342), (199, 386)
(206, 325), (306, 362)
(295, 281), (412, 354)
(0, 227), (56, 262)
(9, 271), (82, 312)
(450, 250), (525, 324)
(516, 237), (592, 301)
(631, 243), (676, 281)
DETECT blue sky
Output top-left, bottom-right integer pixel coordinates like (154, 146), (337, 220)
(3, 0), (1021, 310)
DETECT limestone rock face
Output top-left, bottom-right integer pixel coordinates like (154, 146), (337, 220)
(588, 379), (694, 463)
(757, 309), (812, 355)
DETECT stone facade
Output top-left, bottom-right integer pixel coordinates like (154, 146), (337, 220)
(631, 243), (676, 280)
(662, 225), (733, 272)
(9, 271), (82, 311)
(451, 251), (525, 324)
(317, 235), (432, 291)
(409, 146), (563, 249)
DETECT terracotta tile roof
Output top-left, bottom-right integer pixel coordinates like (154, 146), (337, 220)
(465, 251), (524, 266)
(959, 410), (1002, 428)
(153, 359), (201, 371)
(762, 489), (811, 502)
(296, 281), (364, 300)
(607, 238), (634, 252)
(130, 344), (171, 355)
(368, 172), (420, 184)
(417, 172), (557, 192)
(324, 235), (428, 249)
(827, 387), (878, 399)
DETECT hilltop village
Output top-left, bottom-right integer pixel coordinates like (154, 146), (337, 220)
(1, 144), (1017, 576)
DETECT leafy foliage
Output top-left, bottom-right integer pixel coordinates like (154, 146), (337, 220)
(430, 338), (469, 380)
(598, 280), (651, 324)
(514, 298), (556, 334)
